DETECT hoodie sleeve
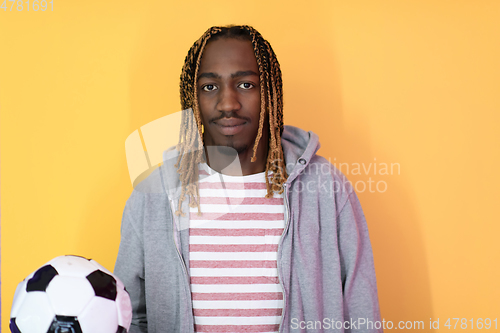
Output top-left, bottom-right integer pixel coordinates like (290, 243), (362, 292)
(337, 190), (383, 333)
(114, 190), (149, 333)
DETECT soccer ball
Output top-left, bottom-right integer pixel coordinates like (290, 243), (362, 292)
(10, 255), (132, 333)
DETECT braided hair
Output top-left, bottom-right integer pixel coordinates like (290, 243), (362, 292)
(175, 25), (287, 216)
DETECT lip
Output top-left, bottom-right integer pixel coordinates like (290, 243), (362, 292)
(213, 118), (247, 135)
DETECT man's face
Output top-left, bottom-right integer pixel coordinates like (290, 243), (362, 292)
(197, 38), (266, 156)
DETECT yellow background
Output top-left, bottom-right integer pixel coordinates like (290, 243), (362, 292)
(1, 0), (499, 331)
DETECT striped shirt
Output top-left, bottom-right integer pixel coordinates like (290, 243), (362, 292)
(189, 163), (285, 333)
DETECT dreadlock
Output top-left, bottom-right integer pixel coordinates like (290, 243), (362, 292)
(176, 25), (287, 216)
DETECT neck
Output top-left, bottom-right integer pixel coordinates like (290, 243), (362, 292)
(204, 140), (268, 176)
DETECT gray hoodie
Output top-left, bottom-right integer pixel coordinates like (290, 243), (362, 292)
(114, 125), (383, 333)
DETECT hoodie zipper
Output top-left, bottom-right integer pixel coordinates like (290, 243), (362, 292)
(277, 182), (291, 333)
(169, 198), (194, 332)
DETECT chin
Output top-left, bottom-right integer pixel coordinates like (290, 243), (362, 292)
(225, 143), (249, 155)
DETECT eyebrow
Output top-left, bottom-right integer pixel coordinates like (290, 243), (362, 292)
(198, 70), (259, 80)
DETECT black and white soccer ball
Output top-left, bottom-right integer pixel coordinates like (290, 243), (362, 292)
(10, 255), (132, 333)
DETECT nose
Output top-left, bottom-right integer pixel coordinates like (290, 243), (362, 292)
(217, 86), (241, 113)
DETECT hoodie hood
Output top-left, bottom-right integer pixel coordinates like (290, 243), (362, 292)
(281, 125), (320, 180)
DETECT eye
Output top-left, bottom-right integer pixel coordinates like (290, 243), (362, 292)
(202, 84), (218, 92)
(238, 82), (254, 90)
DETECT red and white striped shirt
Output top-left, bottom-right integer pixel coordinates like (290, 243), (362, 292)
(189, 163), (285, 333)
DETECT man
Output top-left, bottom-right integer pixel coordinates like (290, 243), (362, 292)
(115, 25), (382, 333)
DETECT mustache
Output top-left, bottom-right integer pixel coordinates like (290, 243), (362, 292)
(209, 112), (250, 123)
